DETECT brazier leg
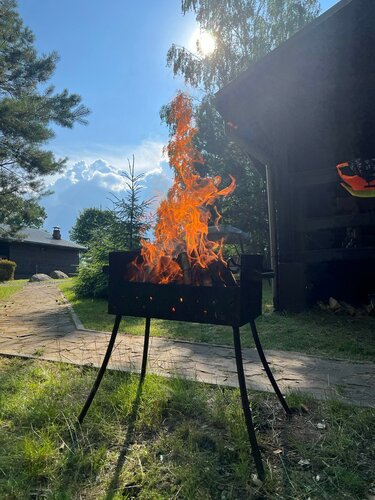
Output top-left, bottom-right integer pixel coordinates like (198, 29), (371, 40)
(232, 326), (265, 480)
(140, 317), (151, 381)
(78, 314), (122, 424)
(249, 319), (291, 416)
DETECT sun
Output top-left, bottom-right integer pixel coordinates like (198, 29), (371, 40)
(189, 28), (216, 57)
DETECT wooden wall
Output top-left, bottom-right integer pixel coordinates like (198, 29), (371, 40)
(272, 158), (375, 311)
(9, 243), (80, 278)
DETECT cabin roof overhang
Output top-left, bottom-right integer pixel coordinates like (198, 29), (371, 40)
(215, 0), (375, 170)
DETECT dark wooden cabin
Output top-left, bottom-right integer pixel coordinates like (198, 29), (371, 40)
(0, 226), (86, 278)
(215, 0), (375, 311)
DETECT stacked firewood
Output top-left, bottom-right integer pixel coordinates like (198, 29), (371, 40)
(318, 296), (375, 316)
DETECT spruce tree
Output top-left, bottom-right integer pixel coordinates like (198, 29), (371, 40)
(109, 155), (154, 250)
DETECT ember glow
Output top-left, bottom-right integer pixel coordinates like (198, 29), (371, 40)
(129, 92), (236, 285)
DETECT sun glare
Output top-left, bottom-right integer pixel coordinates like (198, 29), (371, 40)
(189, 28), (216, 57)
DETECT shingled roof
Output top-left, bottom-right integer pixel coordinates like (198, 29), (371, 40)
(0, 225), (86, 251)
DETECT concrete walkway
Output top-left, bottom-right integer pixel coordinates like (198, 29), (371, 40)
(0, 281), (374, 407)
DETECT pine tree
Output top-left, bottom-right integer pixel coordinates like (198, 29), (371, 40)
(0, 0), (89, 234)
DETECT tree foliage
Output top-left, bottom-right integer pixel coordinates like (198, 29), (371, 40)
(167, 0), (320, 92)
(165, 0), (320, 252)
(0, 192), (46, 229)
(0, 0), (89, 234)
(69, 208), (116, 246)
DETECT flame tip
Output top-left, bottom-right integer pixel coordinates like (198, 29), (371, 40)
(128, 93), (236, 286)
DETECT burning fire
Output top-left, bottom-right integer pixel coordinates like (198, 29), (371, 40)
(129, 92), (236, 285)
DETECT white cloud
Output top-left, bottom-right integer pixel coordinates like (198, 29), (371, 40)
(41, 157), (173, 237)
(87, 166), (127, 192)
(45, 138), (167, 191)
(38, 137), (176, 236)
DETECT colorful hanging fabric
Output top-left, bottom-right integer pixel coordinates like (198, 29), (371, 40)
(336, 159), (375, 197)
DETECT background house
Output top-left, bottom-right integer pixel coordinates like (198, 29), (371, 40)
(0, 226), (86, 278)
(215, 0), (375, 311)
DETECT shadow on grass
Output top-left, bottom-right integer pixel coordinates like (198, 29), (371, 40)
(106, 378), (144, 500)
(0, 357), (112, 497)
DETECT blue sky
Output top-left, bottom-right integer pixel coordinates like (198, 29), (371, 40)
(18, 0), (195, 162)
(17, 0), (337, 238)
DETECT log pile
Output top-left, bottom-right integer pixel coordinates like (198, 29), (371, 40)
(318, 296), (375, 316)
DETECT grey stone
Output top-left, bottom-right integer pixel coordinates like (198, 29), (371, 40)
(50, 270), (69, 279)
(29, 273), (52, 282)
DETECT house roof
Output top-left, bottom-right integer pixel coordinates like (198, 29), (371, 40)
(215, 0), (375, 170)
(0, 225), (86, 251)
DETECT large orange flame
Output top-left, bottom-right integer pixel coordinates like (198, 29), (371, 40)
(130, 92), (236, 284)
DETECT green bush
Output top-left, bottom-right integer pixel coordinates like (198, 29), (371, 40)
(74, 259), (109, 298)
(74, 234), (119, 298)
(0, 259), (17, 281)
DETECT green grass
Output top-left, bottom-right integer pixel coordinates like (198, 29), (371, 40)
(59, 279), (375, 362)
(0, 356), (374, 499)
(0, 279), (27, 302)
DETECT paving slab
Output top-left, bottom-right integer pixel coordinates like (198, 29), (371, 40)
(0, 281), (374, 407)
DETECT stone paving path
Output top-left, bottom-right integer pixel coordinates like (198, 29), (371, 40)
(0, 281), (374, 407)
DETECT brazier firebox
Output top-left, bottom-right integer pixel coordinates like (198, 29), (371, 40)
(78, 251), (291, 479)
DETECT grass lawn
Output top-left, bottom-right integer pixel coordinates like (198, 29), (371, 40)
(59, 279), (375, 362)
(0, 356), (374, 499)
(0, 279), (27, 302)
